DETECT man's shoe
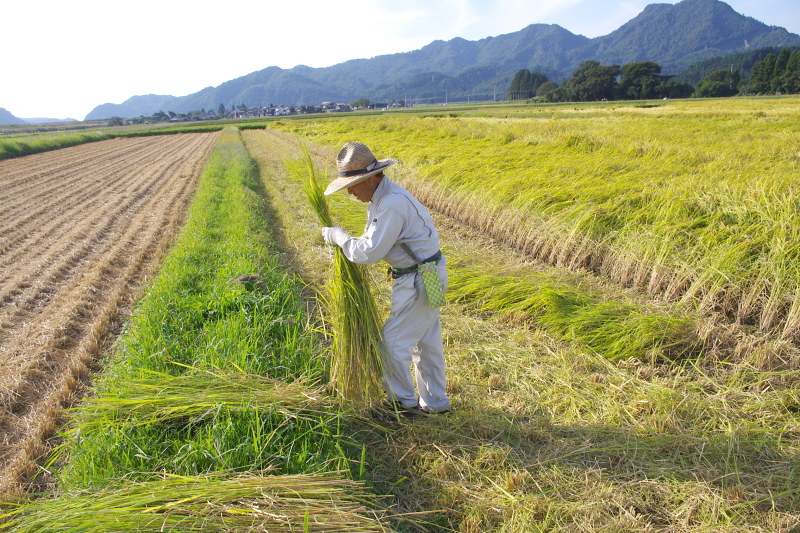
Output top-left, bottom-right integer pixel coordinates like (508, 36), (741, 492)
(371, 401), (423, 421)
(420, 405), (451, 414)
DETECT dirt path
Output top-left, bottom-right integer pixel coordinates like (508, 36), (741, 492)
(0, 133), (219, 499)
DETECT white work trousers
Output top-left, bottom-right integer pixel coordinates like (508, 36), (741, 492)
(382, 257), (450, 412)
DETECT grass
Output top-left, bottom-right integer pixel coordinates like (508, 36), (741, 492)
(0, 131), (113, 160)
(53, 128), (358, 484)
(0, 124), (235, 161)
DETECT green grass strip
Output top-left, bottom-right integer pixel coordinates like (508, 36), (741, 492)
(0, 125), (233, 161)
(51, 128), (359, 489)
(0, 132), (112, 160)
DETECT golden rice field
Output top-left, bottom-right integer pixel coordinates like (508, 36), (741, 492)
(4, 97), (800, 532)
(270, 97), (800, 364)
(240, 96), (800, 530)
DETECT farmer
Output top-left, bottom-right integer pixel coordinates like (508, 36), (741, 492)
(321, 141), (451, 415)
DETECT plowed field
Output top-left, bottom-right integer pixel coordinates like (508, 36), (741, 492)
(0, 132), (219, 499)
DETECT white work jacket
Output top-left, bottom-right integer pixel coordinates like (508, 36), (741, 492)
(339, 177), (440, 269)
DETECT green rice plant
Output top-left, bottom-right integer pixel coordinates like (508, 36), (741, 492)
(239, 126), (800, 532)
(0, 472), (386, 532)
(290, 149), (385, 408)
(447, 266), (698, 361)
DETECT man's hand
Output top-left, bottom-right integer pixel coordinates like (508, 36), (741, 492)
(322, 226), (349, 247)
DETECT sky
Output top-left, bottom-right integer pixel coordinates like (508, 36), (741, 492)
(2, 0), (798, 121)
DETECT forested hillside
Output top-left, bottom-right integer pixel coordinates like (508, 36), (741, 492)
(85, 0), (800, 120)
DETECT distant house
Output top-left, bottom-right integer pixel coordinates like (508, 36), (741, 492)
(327, 103), (351, 113)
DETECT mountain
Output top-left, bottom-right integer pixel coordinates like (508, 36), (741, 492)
(0, 107), (26, 125)
(85, 0), (800, 120)
(586, 0), (800, 72)
(22, 117), (79, 124)
(672, 46), (797, 84)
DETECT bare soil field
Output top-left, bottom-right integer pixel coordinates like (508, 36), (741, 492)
(0, 132), (219, 499)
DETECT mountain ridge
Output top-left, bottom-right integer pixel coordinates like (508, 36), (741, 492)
(78, 0), (800, 119)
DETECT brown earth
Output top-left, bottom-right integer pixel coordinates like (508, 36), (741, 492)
(0, 132), (219, 500)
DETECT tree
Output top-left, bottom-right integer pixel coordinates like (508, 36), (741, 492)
(507, 69), (549, 100)
(620, 61), (662, 99)
(654, 80), (694, 99)
(780, 50), (800, 93)
(772, 47), (792, 92)
(694, 69), (740, 97)
(568, 60), (620, 101)
(218, 103), (226, 116)
(351, 98), (370, 108)
(107, 117), (124, 127)
(536, 81), (559, 101)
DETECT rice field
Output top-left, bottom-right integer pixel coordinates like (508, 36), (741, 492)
(4, 98), (800, 532)
(270, 97), (800, 355)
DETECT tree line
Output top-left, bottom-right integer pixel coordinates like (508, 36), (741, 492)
(508, 47), (800, 102)
(507, 61), (693, 102)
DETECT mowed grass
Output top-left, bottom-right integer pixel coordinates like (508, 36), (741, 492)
(270, 97), (800, 349)
(1, 128), (387, 531)
(241, 125), (800, 532)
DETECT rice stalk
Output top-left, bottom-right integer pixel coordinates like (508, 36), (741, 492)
(73, 367), (334, 428)
(292, 149), (385, 408)
(0, 471), (387, 532)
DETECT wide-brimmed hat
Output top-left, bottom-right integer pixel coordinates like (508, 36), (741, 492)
(324, 142), (397, 195)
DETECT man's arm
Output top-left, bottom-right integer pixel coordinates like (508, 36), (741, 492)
(323, 209), (404, 265)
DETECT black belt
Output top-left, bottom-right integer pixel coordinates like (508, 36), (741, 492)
(388, 250), (442, 279)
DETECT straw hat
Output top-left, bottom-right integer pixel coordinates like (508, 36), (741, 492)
(324, 142), (397, 195)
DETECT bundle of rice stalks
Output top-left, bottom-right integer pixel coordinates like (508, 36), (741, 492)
(292, 150), (385, 409)
(0, 471), (387, 532)
(75, 367), (333, 428)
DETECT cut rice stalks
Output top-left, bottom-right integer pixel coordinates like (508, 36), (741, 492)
(73, 366), (335, 428)
(292, 149), (385, 409)
(0, 471), (387, 532)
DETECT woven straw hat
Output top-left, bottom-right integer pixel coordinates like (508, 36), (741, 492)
(324, 142), (397, 195)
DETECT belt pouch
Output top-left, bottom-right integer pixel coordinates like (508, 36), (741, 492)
(419, 263), (446, 308)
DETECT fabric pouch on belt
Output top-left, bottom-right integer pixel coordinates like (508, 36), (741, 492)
(401, 244), (446, 308)
(419, 263), (446, 308)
